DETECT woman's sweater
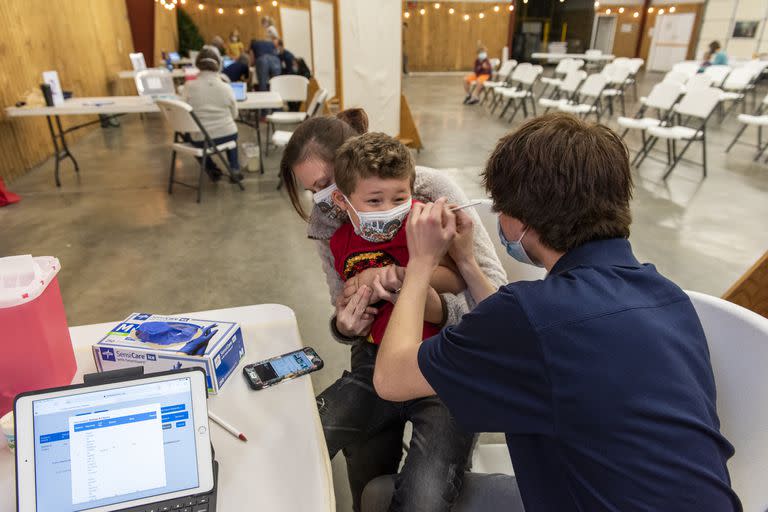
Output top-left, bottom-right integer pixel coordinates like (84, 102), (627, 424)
(183, 71), (238, 140)
(306, 166), (508, 344)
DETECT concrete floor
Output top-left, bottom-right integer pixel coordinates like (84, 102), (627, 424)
(2, 71), (767, 510)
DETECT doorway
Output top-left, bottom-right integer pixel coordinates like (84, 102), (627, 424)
(591, 14), (617, 53)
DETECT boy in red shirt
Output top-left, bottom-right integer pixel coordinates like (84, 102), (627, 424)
(316, 132), (473, 511)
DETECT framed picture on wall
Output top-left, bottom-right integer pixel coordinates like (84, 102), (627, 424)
(732, 21), (759, 39)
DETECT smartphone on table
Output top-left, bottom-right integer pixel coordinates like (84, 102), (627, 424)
(243, 347), (324, 390)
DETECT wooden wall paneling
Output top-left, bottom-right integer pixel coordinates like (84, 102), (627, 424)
(181, 0), (309, 54)
(638, 4), (704, 62)
(0, 0), (134, 183)
(155, 2), (180, 65)
(723, 251), (768, 319)
(403, 1), (511, 72)
(611, 9), (643, 58)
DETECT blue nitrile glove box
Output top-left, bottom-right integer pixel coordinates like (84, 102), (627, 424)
(92, 313), (245, 394)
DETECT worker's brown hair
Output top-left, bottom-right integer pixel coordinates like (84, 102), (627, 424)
(482, 113), (633, 252)
(280, 109), (369, 220)
(334, 133), (415, 196)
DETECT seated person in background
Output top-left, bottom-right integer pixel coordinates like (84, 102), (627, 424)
(227, 29), (244, 57)
(250, 38), (281, 92)
(276, 39), (295, 75)
(182, 48), (244, 183)
(701, 40), (728, 70)
(463, 45), (492, 105)
(223, 52), (251, 83)
(317, 131), (474, 511)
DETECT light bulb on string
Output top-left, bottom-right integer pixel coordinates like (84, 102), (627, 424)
(647, 7), (654, 13)
(448, 7), (454, 14)
(238, 7), (244, 14)
(419, 8), (425, 15)
(523, 0), (528, 4)
(605, 8), (611, 14)
(180, 0), (186, 4)
(494, 5), (500, 12)
(669, 6), (676, 12)
(658, 8), (664, 14)
(404, 11), (410, 18)
(463, 13), (470, 20)
(198, 3), (204, 10)
(434, 3), (440, 9)
(479, 12), (485, 19)
(256, 5), (262, 12)
(633, 11), (639, 17)
(217, 7), (223, 14)
(272, 0), (278, 6)
(509, 4), (514, 10)
(594, 1), (599, 7)
(618, 7), (624, 13)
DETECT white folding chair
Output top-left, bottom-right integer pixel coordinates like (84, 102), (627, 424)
(685, 73), (714, 91)
(473, 199), (547, 283)
(671, 61), (700, 78)
(265, 75), (309, 155)
(601, 62), (632, 116)
(725, 93), (768, 162)
(557, 73), (608, 121)
(155, 98), (244, 203)
(634, 87), (721, 180)
(662, 70), (690, 86)
(703, 65), (731, 87)
(498, 65), (543, 122)
(481, 60), (517, 105)
(489, 63), (531, 114)
(720, 66), (762, 118)
(584, 49), (603, 69)
(539, 58), (583, 98)
(271, 88), (329, 150)
(539, 70), (586, 112)
(624, 58), (645, 99)
(618, 81), (684, 145)
(686, 291), (768, 512)
(135, 69), (176, 98)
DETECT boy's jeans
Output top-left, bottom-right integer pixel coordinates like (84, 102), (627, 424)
(317, 343), (474, 512)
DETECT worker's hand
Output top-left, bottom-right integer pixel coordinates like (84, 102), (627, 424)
(448, 209), (476, 266)
(370, 268), (405, 304)
(335, 286), (377, 337)
(406, 198), (457, 271)
(343, 266), (404, 303)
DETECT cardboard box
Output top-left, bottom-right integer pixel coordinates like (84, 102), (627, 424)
(92, 313), (245, 394)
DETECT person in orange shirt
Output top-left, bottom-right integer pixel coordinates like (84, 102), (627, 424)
(464, 46), (492, 105)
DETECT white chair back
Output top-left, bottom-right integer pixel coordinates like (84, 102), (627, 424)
(628, 58), (644, 74)
(473, 199), (547, 283)
(671, 61), (700, 77)
(129, 52), (147, 71)
(703, 65), (731, 87)
(554, 58), (574, 74)
(674, 87), (721, 119)
(560, 70), (587, 94)
(686, 291), (768, 512)
(521, 65), (543, 86)
(268, 75), (309, 103)
(496, 59), (517, 80)
(306, 88), (328, 117)
(613, 57), (631, 69)
(685, 73), (714, 91)
(135, 69), (176, 98)
(490, 58), (501, 70)
(602, 62), (631, 85)
(644, 81), (684, 111)
(743, 59), (768, 74)
(723, 66), (759, 90)
(510, 62), (533, 83)
(578, 73), (608, 98)
(663, 70), (690, 85)
(155, 98), (200, 134)
(585, 49), (602, 57)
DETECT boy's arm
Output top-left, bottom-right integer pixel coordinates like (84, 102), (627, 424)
(372, 276), (446, 325)
(430, 255), (466, 295)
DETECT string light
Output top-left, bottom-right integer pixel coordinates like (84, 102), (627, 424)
(217, 7), (223, 13)
(658, 8), (664, 14)
(272, 0), (277, 5)
(560, 0), (565, 3)
(434, 2), (440, 9)
(404, 11), (410, 18)
(509, 4), (514, 10)
(594, 1), (599, 7)
(494, 5), (500, 12)
(419, 7), (425, 14)
(479, 12), (485, 18)
(647, 7), (654, 12)
(198, 2), (204, 10)
(238, 7), (244, 14)
(605, 8), (611, 14)
(669, 6), (676, 12)
(523, 0), (528, 4)
(463, 13), (470, 20)
(633, 11), (639, 17)
(256, 5), (262, 12)
(448, 7), (454, 14)
(618, 7), (624, 13)
(180, 0), (185, 4)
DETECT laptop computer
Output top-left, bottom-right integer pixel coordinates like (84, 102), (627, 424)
(222, 57), (234, 69)
(14, 368), (217, 512)
(168, 52), (181, 64)
(230, 82), (247, 102)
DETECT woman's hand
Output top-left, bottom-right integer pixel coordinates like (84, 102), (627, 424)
(448, 209), (476, 265)
(406, 198), (457, 271)
(335, 286), (377, 337)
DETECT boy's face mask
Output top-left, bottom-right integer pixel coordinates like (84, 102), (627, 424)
(343, 196), (413, 243)
(478, 51), (488, 60)
(313, 183), (345, 219)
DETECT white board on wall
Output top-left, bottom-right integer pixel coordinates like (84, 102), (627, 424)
(310, 0), (336, 98)
(338, 0), (401, 135)
(648, 13), (696, 71)
(280, 7), (313, 71)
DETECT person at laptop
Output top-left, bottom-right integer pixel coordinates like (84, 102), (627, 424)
(223, 53), (251, 83)
(183, 48), (244, 183)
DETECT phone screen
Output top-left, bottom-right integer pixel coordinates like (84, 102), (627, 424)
(253, 351), (313, 382)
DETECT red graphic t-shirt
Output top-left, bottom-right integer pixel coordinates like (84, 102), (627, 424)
(329, 209), (441, 345)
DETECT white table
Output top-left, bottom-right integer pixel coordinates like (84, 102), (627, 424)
(5, 92), (283, 184)
(0, 304), (335, 512)
(531, 52), (615, 62)
(118, 68), (194, 79)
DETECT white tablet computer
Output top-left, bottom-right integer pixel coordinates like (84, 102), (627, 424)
(14, 368), (214, 512)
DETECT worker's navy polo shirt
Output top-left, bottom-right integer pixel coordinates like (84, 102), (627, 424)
(418, 238), (741, 511)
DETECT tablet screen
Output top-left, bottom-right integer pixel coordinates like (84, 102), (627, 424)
(31, 377), (199, 511)
(230, 82), (247, 101)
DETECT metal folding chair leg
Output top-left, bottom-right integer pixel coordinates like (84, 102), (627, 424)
(661, 138), (696, 180)
(198, 154), (207, 203)
(168, 150), (177, 194)
(634, 136), (659, 168)
(726, 123), (749, 153)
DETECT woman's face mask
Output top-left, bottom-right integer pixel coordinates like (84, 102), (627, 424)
(343, 197), (412, 243)
(313, 183), (345, 220)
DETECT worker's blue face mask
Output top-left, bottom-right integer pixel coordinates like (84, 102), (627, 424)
(497, 219), (544, 268)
